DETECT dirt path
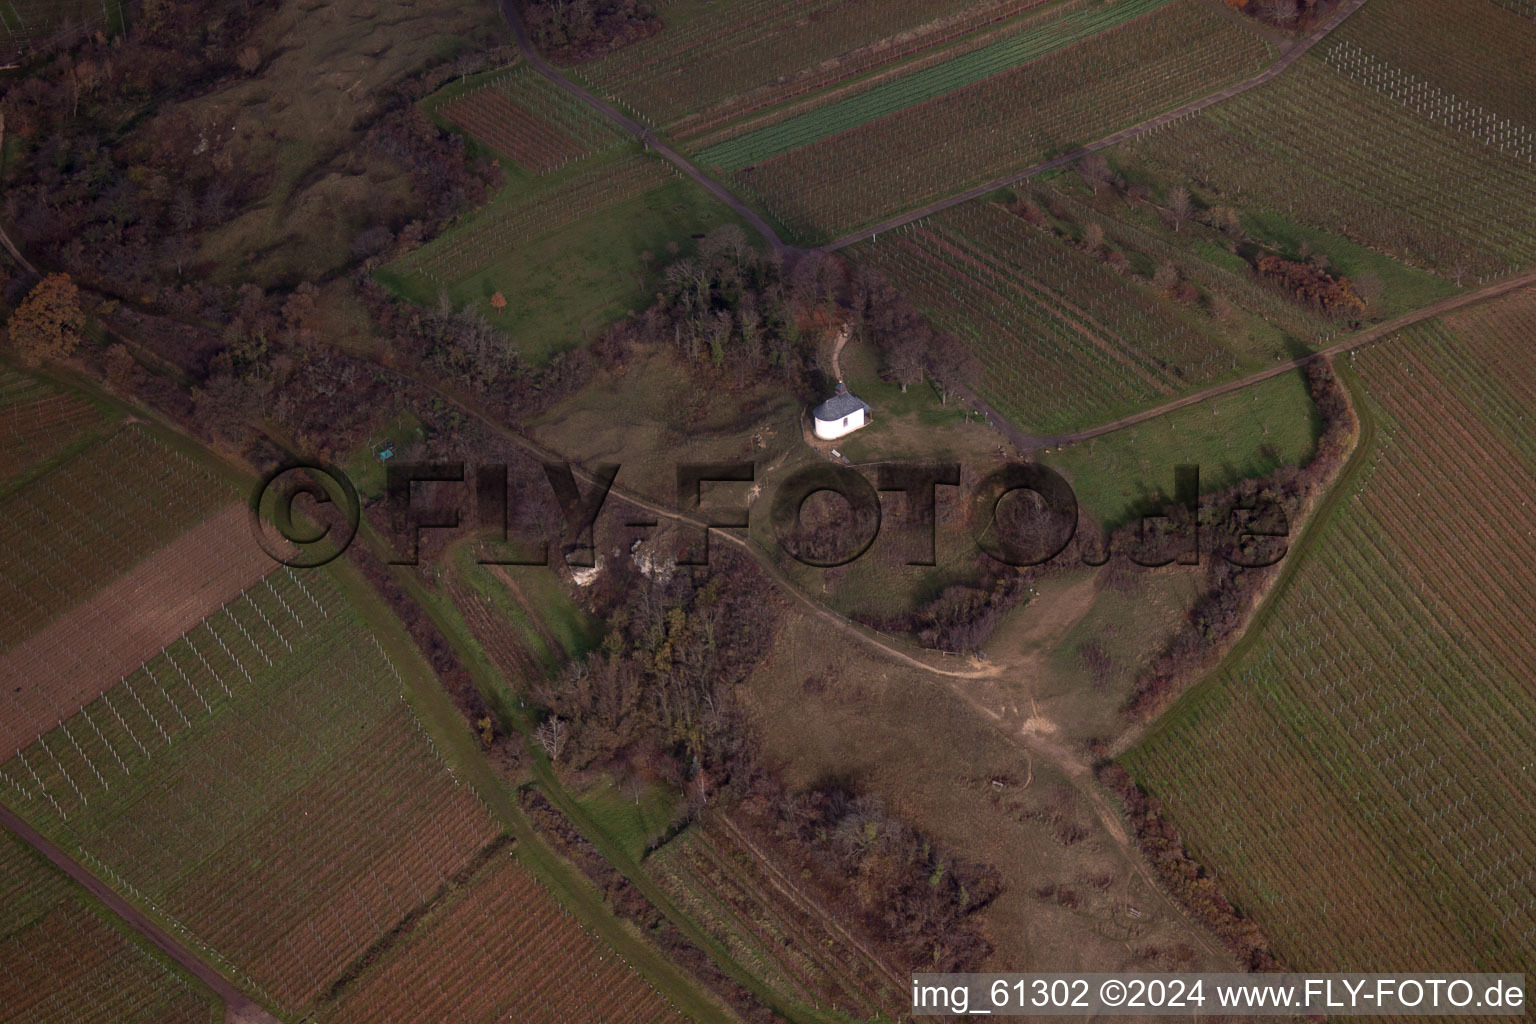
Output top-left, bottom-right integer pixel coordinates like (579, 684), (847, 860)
(496, 0), (788, 253)
(1034, 268), (1536, 449)
(0, 805), (279, 1024)
(818, 0), (1369, 252)
(828, 322), (850, 382)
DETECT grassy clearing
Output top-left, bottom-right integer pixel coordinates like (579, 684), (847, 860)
(381, 149), (744, 362)
(529, 344), (803, 504)
(742, 606), (1238, 978)
(184, 0), (502, 286)
(1042, 367), (1321, 530)
(573, 777), (683, 863)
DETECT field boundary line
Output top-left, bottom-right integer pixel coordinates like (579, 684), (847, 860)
(1036, 269), (1536, 449)
(496, 0), (789, 252)
(817, 0), (1369, 252)
(0, 803), (279, 1023)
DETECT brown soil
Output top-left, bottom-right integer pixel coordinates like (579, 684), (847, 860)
(0, 503), (276, 760)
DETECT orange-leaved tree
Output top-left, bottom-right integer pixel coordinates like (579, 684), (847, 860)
(8, 273), (86, 368)
(490, 291), (507, 316)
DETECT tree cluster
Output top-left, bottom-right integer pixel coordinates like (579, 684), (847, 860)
(1255, 254), (1366, 318)
(606, 231), (977, 407)
(738, 778), (1003, 973)
(520, 0), (662, 63)
(5, 273), (85, 367)
(1225, 0), (1330, 30)
(532, 548), (776, 797)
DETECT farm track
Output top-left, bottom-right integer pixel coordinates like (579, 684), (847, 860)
(0, 805), (279, 1024)
(1023, 267), (1536, 450)
(496, 0), (789, 252)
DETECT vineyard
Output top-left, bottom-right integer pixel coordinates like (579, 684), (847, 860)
(1121, 299), (1536, 974)
(853, 200), (1239, 434)
(579, 0), (1013, 129)
(697, 0), (1177, 171)
(324, 848), (688, 1024)
(0, 830), (214, 1023)
(1122, 53), (1536, 280)
(393, 154), (673, 287)
(1491, 0), (1536, 18)
(0, 569), (501, 1016)
(648, 814), (905, 1020)
(732, 0), (1272, 242)
(1334, 0), (1536, 130)
(437, 63), (626, 174)
(0, 370), (105, 487)
(0, 502), (277, 763)
(0, 424), (238, 652)
(0, 0), (122, 64)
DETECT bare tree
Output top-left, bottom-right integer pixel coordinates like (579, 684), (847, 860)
(1353, 271), (1385, 314)
(1077, 154), (1112, 192)
(1166, 184), (1192, 233)
(1082, 222), (1106, 258)
(534, 716), (568, 762)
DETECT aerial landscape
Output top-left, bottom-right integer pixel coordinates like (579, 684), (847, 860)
(0, 0), (1531, 1021)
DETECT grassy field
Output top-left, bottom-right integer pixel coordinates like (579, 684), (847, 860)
(0, 830), (217, 1024)
(696, 0), (1176, 171)
(742, 603), (1239, 979)
(1122, 51), (1536, 281)
(0, 568), (502, 1015)
(1121, 294), (1536, 975)
(381, 148), (741, 362)
(1042, 368), (1321, 530)
(733, 0), (1271, 243)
